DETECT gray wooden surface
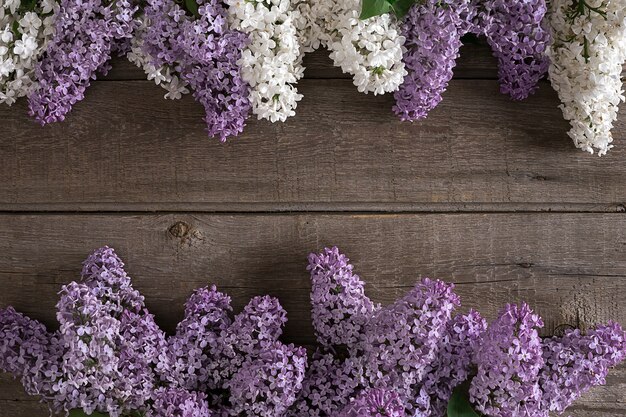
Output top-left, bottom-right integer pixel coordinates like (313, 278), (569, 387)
(0, 40), (624, 416)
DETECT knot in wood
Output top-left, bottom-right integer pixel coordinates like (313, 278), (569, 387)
(169, 221), (190, 239)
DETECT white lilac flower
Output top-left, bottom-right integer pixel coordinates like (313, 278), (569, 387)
(547, 0), (626, 155)
(294, 0), (406, 95)
(0, 0), (55, 106)
(226, 0), (305, 122)
(127, 16), (190, 101)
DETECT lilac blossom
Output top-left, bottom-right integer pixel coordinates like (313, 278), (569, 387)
(54, 247), (166, 417)
(2, 246), (625, 417)
(477, 0), (550, 100)
(395, 0), (549, 120)
(226, 342), (308, 417)
(158, 287), (305, 416)
(539, 321), (626, 413)
(28, 0), (139, 124)
(141, 0), (250, 140)
(288, 353), (365, 417)
(148, 387), (212, 417)
(421, 310), (487, 417)
(0, 307), (63, 410)
(158, 285), (233, 390)
(308, 246), (378, 348)
(338, 389), (404, 417)
(361, 278), (461, 413)
(291, 247), (467, 416)
(393, 0), (469, 121)
(470, 303), (546, 417)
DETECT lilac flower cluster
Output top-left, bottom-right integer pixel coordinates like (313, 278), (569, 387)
(0, 307), (63, 409)
(1, 246), (625, 417)
(421, 311), (486, 416)
(53, 247), (166, 417)
(395, 0), (550, 121)
(140, 0), (251, 141)
(290, 246), (487, 417)
(393, 0), (470, 121)
(292, 247), (626, 417)
(468, 303), (626, 417)
(338, 388), (404, 417)
(307, 247), (378, 348)
(470, 303), (546, 417)
(161, 286), (306, 416)
(28, 0), (139, 124)
(476, 0), (550, 100)
(0, 247), (304, 417)
(539, 322), (626, 413)
(148, 388), (212, 417)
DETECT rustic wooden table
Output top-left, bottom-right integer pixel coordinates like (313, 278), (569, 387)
(0, 41), (624, 416)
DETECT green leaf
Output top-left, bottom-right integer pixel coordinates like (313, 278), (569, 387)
(12, 20), (20, 38)
(359, 0), (392, 20)
(68, 409), (110, 417)
(184, 0), (200, 17)
(447, 383), (480, 417)
(389, 0), (415, 18)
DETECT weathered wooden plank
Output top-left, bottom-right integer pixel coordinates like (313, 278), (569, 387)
(0, 213), (625, 416)
(1, 79), (625, 211)
(0, 213), (624, 336)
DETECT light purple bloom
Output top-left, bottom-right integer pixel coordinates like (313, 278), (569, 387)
(148, 387), (212, 417)
(539, 321), (626, 413)
(393, 0), (469, 121)
(54, 248), (166, 417)
(292, 247), (467, 416)
(470, 303), (546, 417)
(338, 389), (404, 417)
(395, 0), (549, 120)
(477, 0), (550, 100)
(141, 0), (250, 140)
(0, 307), (63, 412)
(159, 287), (305, 416)
(29, 0), (139, 124)
(421, 310), (487, 417)
(308, 246), (378, 348)
(226, 342), (308, 417)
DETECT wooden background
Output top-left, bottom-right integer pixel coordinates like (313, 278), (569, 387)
(0, 39), (625, 416)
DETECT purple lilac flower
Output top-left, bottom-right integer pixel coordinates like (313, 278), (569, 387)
(476, 0), (550, 100)
(160, 287), (301, 416)
(29, 0), (139, 124)
(226, 342), (307, 417)
(361, 278), (461, 413)
(80, 246), (145, 313)
(142, 0), (250, 140)
(54, 247), (166, 417)
(393, 0), (469, 121)
(395, 0), (549, 120)
(470, 303), (547, 417)
(539, 321), (626, 414)
(421, 310), (487, 417)
(0, 307), (63, 411)
(292, 248), (466, 417)
(308, 246), (378, 348)
(205, 294), (289, 394)
(159, 286), (233, 390)
(288, 353), (365, 417)
(148, 387), (213, 417)
(338, 389), (405, 417)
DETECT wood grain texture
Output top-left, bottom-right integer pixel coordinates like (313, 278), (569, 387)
(0, 213), (625, 416)
(1, 78), (625, 211)
(1, 32), (625, 417)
